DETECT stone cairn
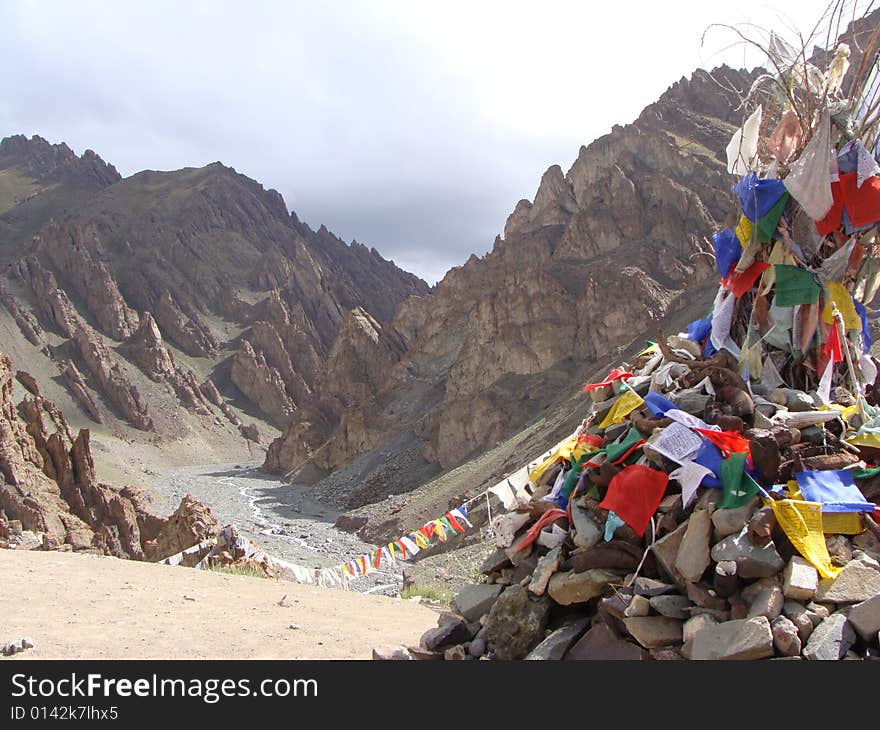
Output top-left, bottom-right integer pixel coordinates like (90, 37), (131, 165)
(375, 18), (880, 661)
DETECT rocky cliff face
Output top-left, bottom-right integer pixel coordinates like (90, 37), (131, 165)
(0, 350), (216, 559)
(265, 64), (762, 495)
(0, 135), (428, 462)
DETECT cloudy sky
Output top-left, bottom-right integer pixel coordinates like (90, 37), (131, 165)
(0, 0), (863, 283)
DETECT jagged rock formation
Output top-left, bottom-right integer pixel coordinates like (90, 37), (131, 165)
(0, 350), (214, 558)
(71, 324), (153, 431)
(230, 340), (295, 429)
(154, 291), (218, 358)
(59, 360), (102, 424)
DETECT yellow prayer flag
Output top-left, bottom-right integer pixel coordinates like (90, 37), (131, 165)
(736, 215), (753, 246)
(598, 389), (645, 430)
(822, 281), (861, 331)
(821, 511), (864, 535)
(769, 499), (842, 579)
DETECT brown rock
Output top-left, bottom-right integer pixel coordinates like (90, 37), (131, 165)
(59, 360), (102, 423)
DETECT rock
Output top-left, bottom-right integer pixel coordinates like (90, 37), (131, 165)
(452, 584), (504, 623)
(565, 622), (645, 660)
(783, 556), (819, 601)
(649, 647), (684, 660)
(623, 617), (683, 648)
(651, 519), (688, 587)
(846, 594), (880, 641)
(121, 312), (177, 382)
(443, 645), (468, 660)
(60, 360), (102, 423)
(624, 594), (652, 618)
(711, 497), (760, 540)
(505, 533), (533, 566)
(547, 569), (619, 606)
(468, 638), (487, 657)
(782, 601), (815, 643)
(713, 560), (739, 598)
(239, 423), (261, 443)
(747, 506), (777, 546)
(675, 508), (712, 583)
(770, 615), (802, 657)
(372, 645), (412, 660)
(632, 577), (677, 597)
(570, 540), (643, 573)
(525, 618), (590, 660)
(685, 581), (727, 611)
(571, 502), (602, 549)
(71, 325), (153, 431)
(230, 340), (295, 429)
(528, 547), (562, 596)
(154, 290), (218, 357)
(480, 547), (512, 574)
(825, 534), (853, 567)
(710, 527), (785, 578)
(743, 579), (784, 620)
(150, 494), (219, 562)
(407, 646), (443, 660)
(494, 512), (531, 549)
(421, 617), (472, 651)
(852, 530), (880, 563)
(484, 585), (551, 660)
(649, 594), (692, 619)
(802, 613), (856, 660)
(814, 557), (880, 604)
(806, 601), (831, 623)
(682, 613), (719, 644)
(688, 616), (774, 660)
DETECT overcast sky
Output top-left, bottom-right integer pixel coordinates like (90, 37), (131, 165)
(0, 0), (864, 283)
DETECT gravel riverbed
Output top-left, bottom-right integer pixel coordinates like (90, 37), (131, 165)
(152, 462), (403, 594)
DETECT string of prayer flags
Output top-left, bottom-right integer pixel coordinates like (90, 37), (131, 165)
(597, 387), (644, 430)
(582, 367), (633, 393)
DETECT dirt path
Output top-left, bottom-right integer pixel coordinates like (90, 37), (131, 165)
(0, 550), (439, 660)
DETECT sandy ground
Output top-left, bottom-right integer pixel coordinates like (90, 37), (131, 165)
(0, 550), (440, 660)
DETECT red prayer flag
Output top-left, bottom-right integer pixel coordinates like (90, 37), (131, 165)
(721, 261), (771, 298)
(444, 511), (464, 532)
(515, 509), (568, 552)
(695, 429), (752, 458)
(598, 465), (669, 538)
(583, 367), (633, 393)
(822, 320), (844, 364)
(577, 433), (605, 449)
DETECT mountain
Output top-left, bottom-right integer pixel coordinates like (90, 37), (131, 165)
(263, 64), (762, 499)
(0, 135), (427, 485)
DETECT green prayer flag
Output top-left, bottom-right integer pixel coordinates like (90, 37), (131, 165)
(719, 452), (759, 509)
(560, 452), (593, 500)
(754, 192), (789, 243)
(773, 264), (820, 307)
(851, 466), (880, 481)
(605, 426), (643, 463)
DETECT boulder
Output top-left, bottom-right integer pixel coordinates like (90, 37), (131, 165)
(814, 557), (880, 604)
(675, 508), (712, 583)
(770, 615), (802, 657)
(528, 547), (562, 596)
(802, 613), (856, 661)
(710, 527), (785, 578)
(782, 556), (818, 601)
(682, 613), (718, 644)
(525, 618), (590, 660)
(484, 586), (551, 660)
(688, 616), (774, 660)
(623, 617), (683, 648)
(571, 502), (602, 549)
(547, 569), (619, 606)
(649, 594), (692, 619)
(451, 584), (504, 623)
(711, 497), (760, 539)
(847, 594), (880, 642)
(565, 622), (645, 660)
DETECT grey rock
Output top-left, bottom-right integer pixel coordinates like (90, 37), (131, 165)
(675, 509), (712, 583)
(623, 594), (651, 618)
(651, 520), (688, 587)
(782, 601), (815, 643)
(421, 617), (471, 651)
(452, 584), (504, 623)
(632, 577), (677, 597)
(443, 645), (468, 660)
(802, 613), (856, 660)
(711, 497), (760, 539)
(814, 557), (880, 604)
(566, 622), (644, 660)
(468, 638), (487, 657)
(688, 616), (774, 660)
(484, 585), (551, 660)
(623, 617), (683, 648)
(670, 389), (711, 414)
(683, 614), (718, 644)
(649, 594), (692, 619)
(649, 647), (684, 660)
(743, 579), (784, 620)
(806, 601), (831, 623)
(525, 618), (590, 660)
(571, 503), (602, 550)
(528, 547), (562, 596)
(480, 548), (511, 575)
(783, 557), (818, 601)
(770, 616), (802, 657)
(505, 533), (534, 566)
(825, 534), (853, 567)
(710, 527), (785, 578)
(847, 594), (880, 642)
